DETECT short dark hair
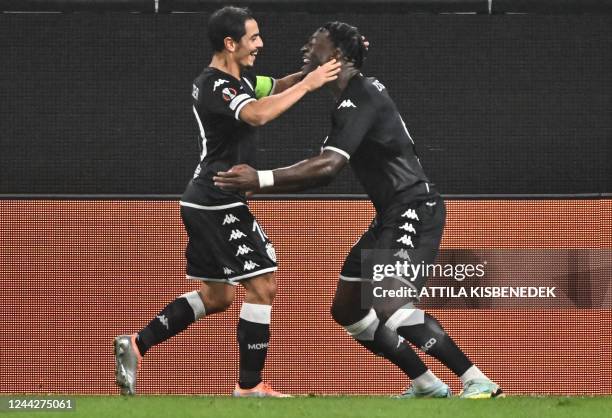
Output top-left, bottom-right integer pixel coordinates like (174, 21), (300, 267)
(208, 6), (254, 52)
(319, 22), (367, 69)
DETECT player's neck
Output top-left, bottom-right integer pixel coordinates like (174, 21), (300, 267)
(209, 53), (242, 80)
(330, 69), (359, 100)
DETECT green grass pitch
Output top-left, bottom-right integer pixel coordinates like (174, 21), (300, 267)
(3, 396), (611, 418)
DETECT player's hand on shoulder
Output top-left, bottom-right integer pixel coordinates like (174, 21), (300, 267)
(302, 59), (341, 92)
(213, 164), (259, 192)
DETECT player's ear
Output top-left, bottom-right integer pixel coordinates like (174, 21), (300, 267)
(224, 36), (237, 52)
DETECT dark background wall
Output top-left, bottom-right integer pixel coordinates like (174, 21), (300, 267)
(1, 13), (610, 195)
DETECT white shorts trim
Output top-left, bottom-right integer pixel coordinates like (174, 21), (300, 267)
(180, 201), (245, 211)
(322, 146), (350, 160)
(339, 274), (371, 282)
(187, 266), (277, 285)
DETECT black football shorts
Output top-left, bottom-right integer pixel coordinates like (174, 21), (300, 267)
(339, 195), (446, 294)
(180, 201), (277, 285)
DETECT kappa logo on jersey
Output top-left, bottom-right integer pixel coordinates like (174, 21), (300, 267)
(396, 234), (415, 248)
(192, 84), (199, 100)
(222, 87), (238, 101)
(398, 222), (417, 234)
(266, 242), (277, 263)
(222, 214), (240, 225)
(223, 267), (234, 276)
(401, 209), (419, 221)
(243, 260), (260, 271)
(337, 99), (356, 109)
(236, 244), (254, 256)
(372, 79), (386, 92)
(213, 78), (229, 92)
(229, 229), (247, 241)
(426, 201), (437, 207)
(394, 249), (411, 261)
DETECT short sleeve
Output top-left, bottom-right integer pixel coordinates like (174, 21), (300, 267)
(199, 76), (256, 121)
(322, 98), (377, 160)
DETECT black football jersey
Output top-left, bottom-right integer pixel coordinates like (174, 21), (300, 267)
(322, 74), (437, 212)
(182, 67), (270, 205)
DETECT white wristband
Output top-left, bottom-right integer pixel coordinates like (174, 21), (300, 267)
(257, 170), (274, 188)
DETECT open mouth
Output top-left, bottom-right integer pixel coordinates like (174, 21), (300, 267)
(250, 50), (258, 57)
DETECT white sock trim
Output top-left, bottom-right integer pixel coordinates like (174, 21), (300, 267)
(460, 365), (488, 386)
(412, 370), (440, 391)
(240, 302), (272, 324)
(385, 308), (424, 332)
(180, 291), (206, 320)
(344, 309), (380, 341)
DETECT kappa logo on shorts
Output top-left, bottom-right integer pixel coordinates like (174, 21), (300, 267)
(223, 267), (234, 275)
(396, 235), (415, 248)
(223, 214), (240, 225)
(229, 229), (247, 241)
(398, 222), (416, 234)
(236, 244), (254, 256)
(394, 249), (411, 261)
(401, 209), (419, 221)
(243, 260), (260, 271)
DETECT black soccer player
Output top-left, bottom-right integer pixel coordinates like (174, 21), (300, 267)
(214, 22), (504, 398)
(113, 7), (340, 397)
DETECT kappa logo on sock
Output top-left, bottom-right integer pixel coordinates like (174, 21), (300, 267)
(420, 337), (437, 352)
(396, 234), (415, 248)
(247, 342), (269, 350)
(157, 314), (169, 330)
(396, 336), (405, 348)
(401, 209), (419, 221)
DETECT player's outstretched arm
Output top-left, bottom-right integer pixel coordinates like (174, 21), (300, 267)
(271, 72), (304, 95)
(213, 150), (348, 194)
(239, 60), (340, 127)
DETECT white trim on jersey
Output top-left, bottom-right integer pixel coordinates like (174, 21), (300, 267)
(229, 93), (252, 111)
(322, 146), (351, 160)
(192, 105), (208, 160)
(234, 98), (256, 120)
(180, 201), (245, 210)
(242, 77), (254, 92)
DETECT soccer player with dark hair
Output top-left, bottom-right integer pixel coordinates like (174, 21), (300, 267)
(214, 21), (504, 399)
(113, 6), (340, 397)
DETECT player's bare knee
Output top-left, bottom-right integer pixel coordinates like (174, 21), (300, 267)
(243, 273), (277, 305)
(199, 284), (235, 314)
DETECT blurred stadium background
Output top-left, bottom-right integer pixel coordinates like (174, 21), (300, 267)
(1, 0), (610, 397)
